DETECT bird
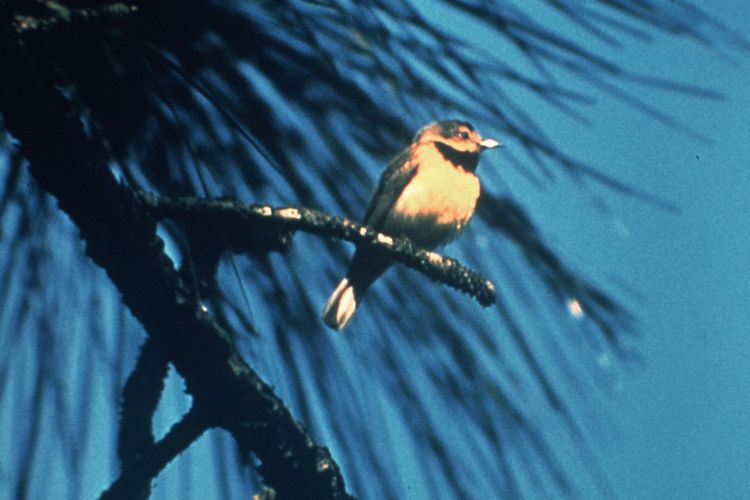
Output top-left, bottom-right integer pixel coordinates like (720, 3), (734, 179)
(322, 120), (500, 330)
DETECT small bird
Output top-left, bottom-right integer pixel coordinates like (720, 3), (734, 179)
(322, 120), (500, 330)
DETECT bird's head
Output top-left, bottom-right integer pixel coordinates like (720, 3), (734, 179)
(415, 120), (500, 154)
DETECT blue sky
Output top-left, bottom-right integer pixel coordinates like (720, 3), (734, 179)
(502, 3), (750, 498)
(602, 45), (750, 499)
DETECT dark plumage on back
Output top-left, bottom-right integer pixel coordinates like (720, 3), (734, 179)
(363, 149), (418, 229)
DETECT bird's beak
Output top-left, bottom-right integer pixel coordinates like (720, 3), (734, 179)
(479, 138), (501, 150)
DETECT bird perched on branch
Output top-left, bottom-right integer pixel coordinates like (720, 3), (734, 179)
(322, 120), (500, 330)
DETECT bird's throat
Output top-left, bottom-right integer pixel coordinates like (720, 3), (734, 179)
(435, 142), (480, 171)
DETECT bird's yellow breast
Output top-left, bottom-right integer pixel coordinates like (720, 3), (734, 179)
(383, 143), (480, 248)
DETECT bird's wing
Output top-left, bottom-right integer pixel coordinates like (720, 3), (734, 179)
(362, 148), (417, 229)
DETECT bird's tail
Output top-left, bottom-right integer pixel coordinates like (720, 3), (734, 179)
(322, 248), (392, 331)
(321, 278), (359, 330)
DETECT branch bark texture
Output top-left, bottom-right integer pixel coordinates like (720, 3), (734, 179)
(0, 35), (352, 500)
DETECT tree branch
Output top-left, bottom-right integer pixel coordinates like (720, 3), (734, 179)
(102, 406), (209, 500)
(11, 2), (138, 36)
(0, 36), (352, 500)
(137, 192), (497, 307)
(117, 338), (170, 500)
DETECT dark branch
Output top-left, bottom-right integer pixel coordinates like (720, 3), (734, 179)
(136, 192), (497, 307)
(0, 39), (352, 500)
(117, 338), (170, 500)
(11, 2), (138, 36)
(102, 406), (209, 500)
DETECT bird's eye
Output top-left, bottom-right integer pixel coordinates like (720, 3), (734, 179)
(459, 131), (470, 139)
